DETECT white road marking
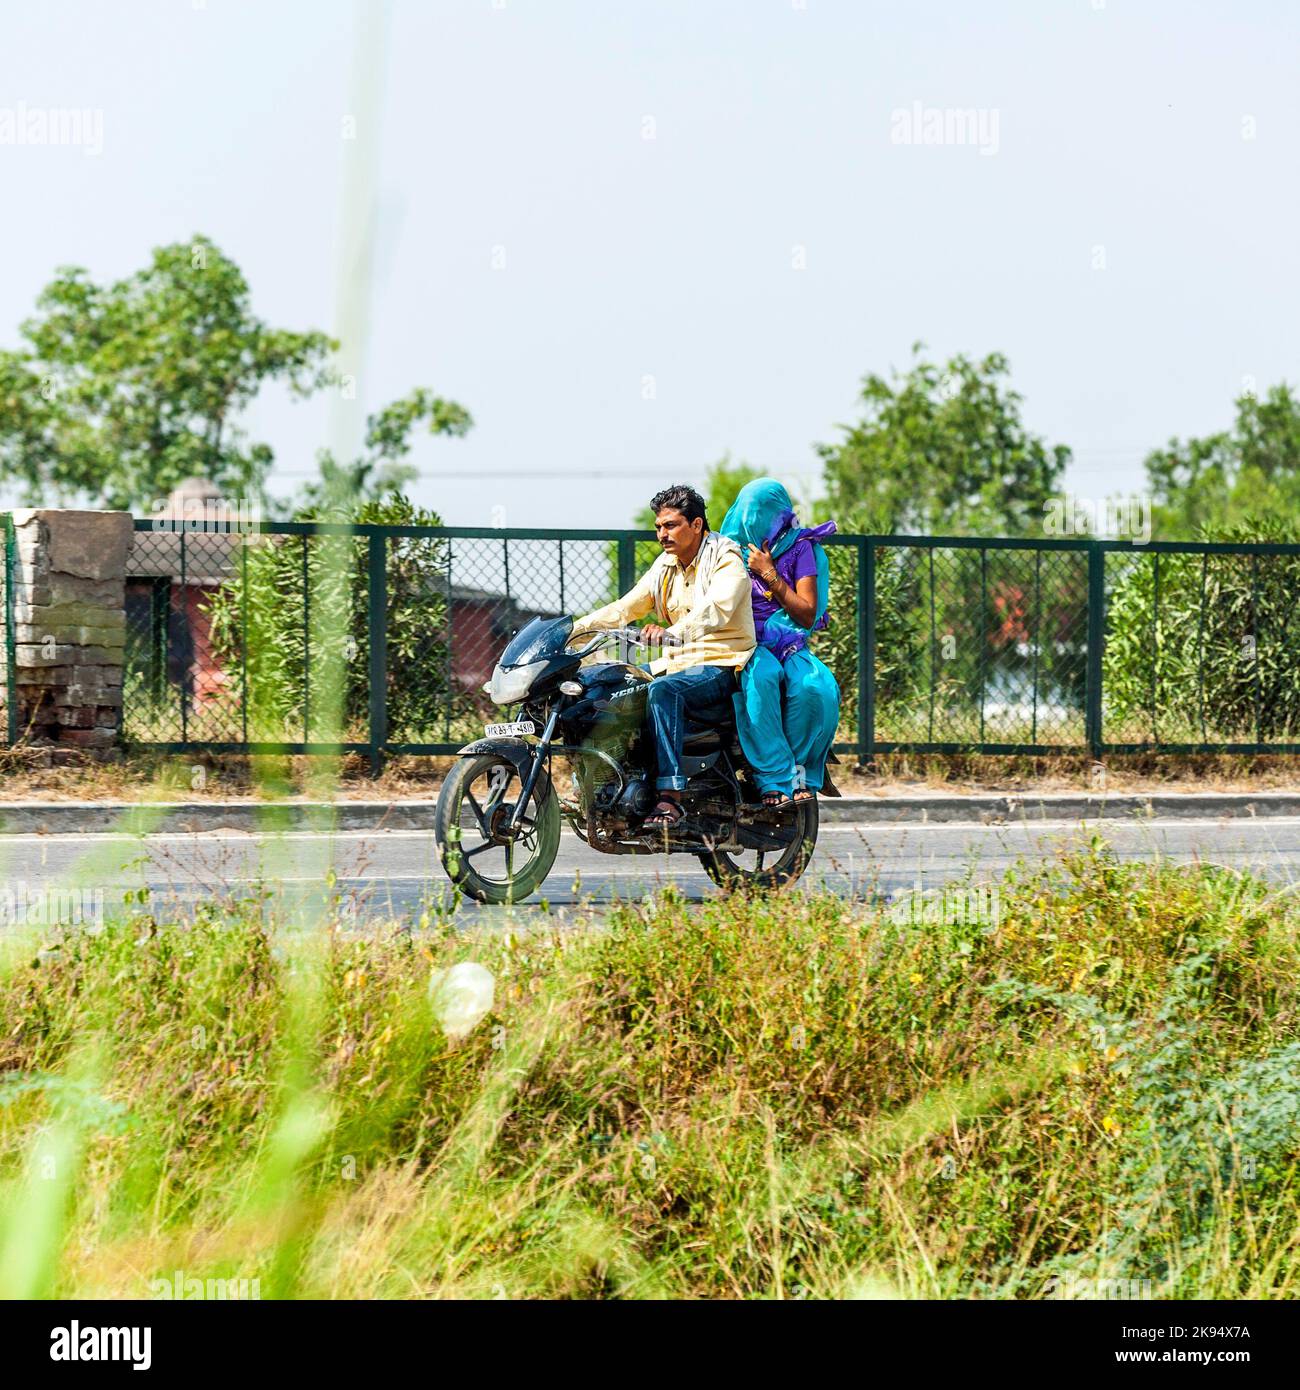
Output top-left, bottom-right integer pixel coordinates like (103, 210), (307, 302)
(4, 817), (1300, 845)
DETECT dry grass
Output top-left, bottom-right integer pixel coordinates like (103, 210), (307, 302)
(0, 747), (444, 802)
(1, 846), (1298, 1299)
(2, 745), (1299, 804)
(839, 751), (1300, 796)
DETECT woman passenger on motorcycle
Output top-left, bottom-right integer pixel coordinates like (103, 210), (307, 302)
(720, 478), (841, 806)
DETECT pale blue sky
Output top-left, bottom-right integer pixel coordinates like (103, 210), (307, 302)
(2, 0), (1297, 526)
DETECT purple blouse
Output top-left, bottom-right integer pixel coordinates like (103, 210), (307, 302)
(751, 537), (818, 628)
(747, 518), (836, 660)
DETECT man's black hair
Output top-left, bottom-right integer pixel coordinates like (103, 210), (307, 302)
(650, 483), (709, 530)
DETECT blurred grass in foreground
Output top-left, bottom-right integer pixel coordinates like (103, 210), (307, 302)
(1, 843), (1298, 1299)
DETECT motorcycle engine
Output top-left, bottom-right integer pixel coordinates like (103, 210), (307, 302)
(615, 779), (654, 819)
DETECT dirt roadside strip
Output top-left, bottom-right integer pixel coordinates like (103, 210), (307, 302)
(2, 792), (1300, 835)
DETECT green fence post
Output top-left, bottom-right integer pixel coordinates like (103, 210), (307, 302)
(240, 533), (249, 748)
(3, 514), (16, 746)
(180, 529), (189, 746)
(858, 539), (875, 765)
(1251, 552), (1261, 748)
(1085, 541), (1105, 759)
(1151, 551), (1160, 747)
(302, 534), (311, 742)
(368, 531), (388, 777)
(443, 537), (454, 744)
(617, 534), (635, 597)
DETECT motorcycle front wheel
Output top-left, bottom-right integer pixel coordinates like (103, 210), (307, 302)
(434, 752), (561, 904)
(697, 797), (818, 891)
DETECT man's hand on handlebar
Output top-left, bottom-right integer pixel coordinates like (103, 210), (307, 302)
(572, 625), (681, 654)
(638, 624), (682, 647)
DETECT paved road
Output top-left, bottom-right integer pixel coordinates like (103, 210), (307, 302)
(3, 816), (1300, 928)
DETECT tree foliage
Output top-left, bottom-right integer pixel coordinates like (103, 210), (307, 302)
(0, 237), (473, 514)
(817, 345), (1070, 537)
(1145, 384), (1300, 539)
(288, 388), (474, 514)
(205, 494), (451, 744)
(0, 237), (335, 509)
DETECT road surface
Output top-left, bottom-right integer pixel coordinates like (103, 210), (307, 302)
(3, 815), (1300, 928)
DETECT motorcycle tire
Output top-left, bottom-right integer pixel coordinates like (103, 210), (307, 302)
(697, 797), (818, 891)
(435, 752), (561, 905)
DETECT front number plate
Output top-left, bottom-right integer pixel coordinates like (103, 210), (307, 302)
(484, 719), (536, 738)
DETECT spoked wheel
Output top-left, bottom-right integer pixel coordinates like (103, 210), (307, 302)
(434, 753), (561, 904)
(698, 797), (818, 891)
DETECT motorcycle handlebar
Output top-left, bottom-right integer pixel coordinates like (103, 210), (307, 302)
(568, 625), (683, 659)
(609, 626), (682, 648)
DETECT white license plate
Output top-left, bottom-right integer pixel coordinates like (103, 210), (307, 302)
(484, 719), (536, 738)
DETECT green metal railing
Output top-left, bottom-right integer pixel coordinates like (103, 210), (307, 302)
(3, 518), (1296, 769)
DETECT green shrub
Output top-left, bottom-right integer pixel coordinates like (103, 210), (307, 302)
(1103, 518), (1300, 742)
(204, 495), (451, 742)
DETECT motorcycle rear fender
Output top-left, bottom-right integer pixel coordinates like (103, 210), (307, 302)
(456, 736), (553, 802)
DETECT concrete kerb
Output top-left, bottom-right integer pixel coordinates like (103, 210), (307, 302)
(3, 792), (1300, 836)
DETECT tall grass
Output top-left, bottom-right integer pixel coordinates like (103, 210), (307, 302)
(1, 846), (1298, 1299)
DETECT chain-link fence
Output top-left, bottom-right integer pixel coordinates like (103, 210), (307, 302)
(860, 540), (1090, 750)
(120, 522), (642, 768)
(1101, 545), (1300, 747)
(69, 524), (1300, 767)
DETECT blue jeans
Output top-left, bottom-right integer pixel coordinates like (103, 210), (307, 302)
(644, 664), (737, 792)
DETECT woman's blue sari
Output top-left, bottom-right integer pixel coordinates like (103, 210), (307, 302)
(720, 480), (837, 661)
(720, 480), (841, 796)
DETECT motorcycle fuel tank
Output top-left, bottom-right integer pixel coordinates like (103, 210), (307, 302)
(559, 662), (651, 744)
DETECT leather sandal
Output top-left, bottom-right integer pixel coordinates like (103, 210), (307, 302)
(645, 797), (686, 828)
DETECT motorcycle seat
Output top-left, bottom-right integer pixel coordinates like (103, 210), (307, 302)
(682, 698), (737, 744)
(681, 726), (724, 751)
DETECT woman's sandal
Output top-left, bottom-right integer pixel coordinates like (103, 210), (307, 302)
(645, 797), (686, 828)
(761, 791), (793, 808)
(793, 789), (816, 803)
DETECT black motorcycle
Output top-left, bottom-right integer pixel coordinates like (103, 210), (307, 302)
(434, 615), (828, 904)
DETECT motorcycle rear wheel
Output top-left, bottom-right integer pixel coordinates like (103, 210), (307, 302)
(435, 752), (561, 904)
(697, 798), (818, 891)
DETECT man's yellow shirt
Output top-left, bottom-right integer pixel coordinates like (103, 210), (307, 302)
(571, 537), (755, 675)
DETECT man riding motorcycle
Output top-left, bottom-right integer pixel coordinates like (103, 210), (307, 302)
(569, 483), (755, 828)
(435, 481), (825, 902)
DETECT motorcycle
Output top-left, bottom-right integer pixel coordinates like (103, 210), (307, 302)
(434, 614), (827, 904)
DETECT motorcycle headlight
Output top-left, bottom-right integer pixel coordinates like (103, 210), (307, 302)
(488, 659), (546, 705)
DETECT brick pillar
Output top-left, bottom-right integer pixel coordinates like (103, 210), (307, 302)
(9, 510), (132, 758)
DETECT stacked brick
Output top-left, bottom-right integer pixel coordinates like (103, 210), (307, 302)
(8, 510), (133, 757)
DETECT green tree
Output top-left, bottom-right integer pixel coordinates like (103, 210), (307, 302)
(0, 237), (334, 508)
(196, 391), (472, 741)
(816, 345), (1070, 536)
(1145, 384), (1300, 539)
(289, 389), (474, 513)
(0, 237), (472, 512)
